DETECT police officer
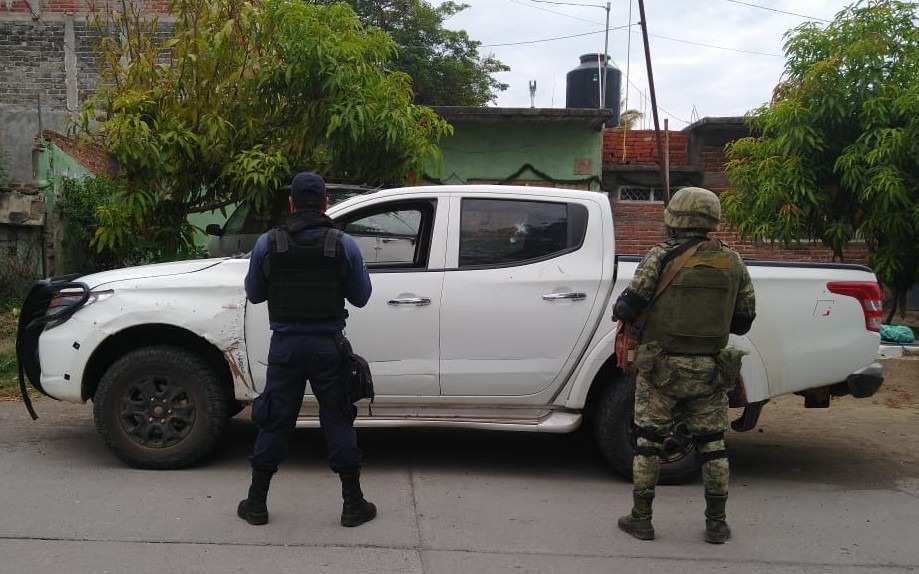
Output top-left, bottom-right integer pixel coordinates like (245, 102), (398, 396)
(613, 187), (756, 544)
(237, 172), (376, 527)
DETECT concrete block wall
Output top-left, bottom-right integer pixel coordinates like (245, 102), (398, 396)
(0, 0), (170, 182)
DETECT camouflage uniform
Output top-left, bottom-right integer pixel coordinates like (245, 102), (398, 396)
(628, 232), (755, 498)
(613, 186), (756, 543)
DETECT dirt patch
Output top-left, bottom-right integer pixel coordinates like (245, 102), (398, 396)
(877, 356), (919, 409)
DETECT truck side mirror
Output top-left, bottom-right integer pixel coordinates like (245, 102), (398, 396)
(205, 224), (224, 237)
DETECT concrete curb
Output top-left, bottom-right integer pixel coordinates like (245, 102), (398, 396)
(878, 344), (919, 359)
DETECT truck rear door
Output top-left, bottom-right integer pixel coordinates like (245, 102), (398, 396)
(438, 193), (608, 396)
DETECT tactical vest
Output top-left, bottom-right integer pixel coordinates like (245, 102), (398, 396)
(641, 240), (743, 355)
(266, 227), (347, 324)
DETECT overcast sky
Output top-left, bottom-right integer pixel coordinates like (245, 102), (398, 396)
(438, 0), (855, 129)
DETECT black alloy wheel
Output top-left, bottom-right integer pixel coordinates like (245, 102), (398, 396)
(93, 345), (229, 469)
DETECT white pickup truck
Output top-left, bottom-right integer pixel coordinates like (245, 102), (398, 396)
(16, 185), (885, 483)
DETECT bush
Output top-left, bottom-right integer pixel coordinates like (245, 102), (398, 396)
(0, 146), (10, 190)
(0, 249), (39, 310)
(59, 176), (205, 271)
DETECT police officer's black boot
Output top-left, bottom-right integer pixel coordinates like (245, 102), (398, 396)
(704, 493), (731, 544)
(618, 492), (655, 540)
(237, 469), (274, 525)
(339, 469), (377, 527)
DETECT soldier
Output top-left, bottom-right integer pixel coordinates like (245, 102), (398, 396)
(612, 187), (756, 544)
(237, 172), (376, 527)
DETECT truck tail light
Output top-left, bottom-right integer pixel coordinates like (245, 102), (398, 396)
(826, 281), (883, 332)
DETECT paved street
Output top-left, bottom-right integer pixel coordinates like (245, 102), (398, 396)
(1, 398), (917, 574)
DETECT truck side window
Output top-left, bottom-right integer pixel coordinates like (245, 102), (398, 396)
(459, 198), (587, 268)
(337, 201), (435, 268)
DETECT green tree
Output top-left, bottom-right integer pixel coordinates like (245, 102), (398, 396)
(312, 0), (508, 106)
(723, 0), (919, 320)
(76, 0), (451, 255)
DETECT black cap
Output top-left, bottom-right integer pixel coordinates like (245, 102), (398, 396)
(290, 172), (327, 208)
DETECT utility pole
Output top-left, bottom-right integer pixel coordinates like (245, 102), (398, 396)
(600, 1), (610, 109)
(530, 0), (611, 109)
(637, 0), (670, 204)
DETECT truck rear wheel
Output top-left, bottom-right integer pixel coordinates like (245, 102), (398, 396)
(93, 345), (229, 469)
(592, 373), (699, 485)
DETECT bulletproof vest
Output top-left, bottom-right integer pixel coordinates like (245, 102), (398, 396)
(266, 227), (347, 324)
(641, 240), (743, 355)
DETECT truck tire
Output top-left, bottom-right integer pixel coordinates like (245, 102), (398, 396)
(93, 345), (229, 469)
(592, 373), (699, 485)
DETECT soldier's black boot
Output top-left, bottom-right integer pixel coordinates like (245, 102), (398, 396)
(618, 492), (655, 540)
(237, 469), (274, 525)
(339, 469), (377, 527)
(704, 493), (731, 544)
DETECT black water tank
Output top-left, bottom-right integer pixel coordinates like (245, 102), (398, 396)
(566, 53), (621, 118)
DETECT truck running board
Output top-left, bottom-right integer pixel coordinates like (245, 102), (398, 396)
(295, 411), (583, 434)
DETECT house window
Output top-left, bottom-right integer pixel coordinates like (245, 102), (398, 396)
(616, 186), (677, 202)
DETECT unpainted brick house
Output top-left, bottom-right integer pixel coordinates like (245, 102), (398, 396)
(603, 119), (869, 263)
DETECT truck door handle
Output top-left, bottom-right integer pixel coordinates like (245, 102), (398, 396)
(388, 297), (432, 306)
(542, 292), (587, 301)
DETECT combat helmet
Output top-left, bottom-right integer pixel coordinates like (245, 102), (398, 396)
(664, 187), (721, 231)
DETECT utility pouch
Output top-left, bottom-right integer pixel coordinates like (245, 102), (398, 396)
(335, 333), (375, 414)
(634, 342), (665, 381)
(715, 348), (747, 391)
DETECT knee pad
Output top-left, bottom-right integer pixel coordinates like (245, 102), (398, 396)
(693, 431), (727, 462)
(634, 426), (667, 457)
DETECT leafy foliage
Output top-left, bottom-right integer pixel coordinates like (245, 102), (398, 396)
(58, 176), (201, 270)
(0, 146), (10, 189)
(313, 0), (509, 106)
(0, 250), (39, 308)
(619, 106), (643, 129)
(75, 0), (451, 257)
(723, 0), (919, 316)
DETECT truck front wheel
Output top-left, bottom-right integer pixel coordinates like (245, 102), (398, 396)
(93, 345), (229, 469)
(592, 373), (699, 485)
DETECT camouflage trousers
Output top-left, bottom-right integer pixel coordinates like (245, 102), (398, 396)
(632, 344), (730, 497)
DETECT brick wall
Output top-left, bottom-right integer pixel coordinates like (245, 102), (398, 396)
(0, 19), (67, 107)
(3, 0), (172, 14)
(603, 128), (688, 166)
(603, 127), (869, 264)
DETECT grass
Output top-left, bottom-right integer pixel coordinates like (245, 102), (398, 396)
(0, 305), (27, 400)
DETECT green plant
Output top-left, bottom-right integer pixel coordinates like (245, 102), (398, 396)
(59, 175), (203, 270)
(0, 306), (20, 399)
(0, 250), (39, 309)
(0, 146), (11, 189)
(723, 0), (919, 320)
(74, 0), (451, 260)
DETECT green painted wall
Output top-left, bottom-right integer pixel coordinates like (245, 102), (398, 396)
(38, 142), (94, 185)
(432, 122), (602, 189)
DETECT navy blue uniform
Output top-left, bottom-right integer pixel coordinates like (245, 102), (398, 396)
(244, 223), (371, 474)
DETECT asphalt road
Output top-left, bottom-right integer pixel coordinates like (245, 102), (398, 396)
(1, 398), (917, 574)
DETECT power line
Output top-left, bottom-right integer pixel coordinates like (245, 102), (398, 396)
(480, 24), (630, 48)
(721, 0), (831, 23)
(490, 0), (835, 58)
(643, 31), (782, 57)
(503, 0), (598, 25)
(481, 24), (782, 58)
